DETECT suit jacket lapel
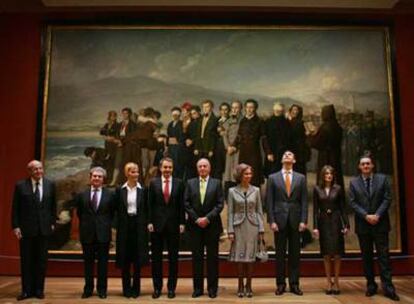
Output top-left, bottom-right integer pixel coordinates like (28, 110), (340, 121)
(136, 187), (142, 212)
(276, 172), (288, 198)
(290, 172), (299, 197)
(357, 176), (370, 199)
(370, 174), (378, 199)
(195, 178), (201, 206)
(121, 187), (128, 210)
(169, 178), (176, 204)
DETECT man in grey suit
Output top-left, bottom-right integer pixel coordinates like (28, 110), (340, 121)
(266, 151), (308, 296)
(184, 158), (224, 298)
(12, 160), (56, 301)
(349, 154), (399, 301)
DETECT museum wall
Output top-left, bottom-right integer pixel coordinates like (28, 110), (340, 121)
(0, 10), (413, 276)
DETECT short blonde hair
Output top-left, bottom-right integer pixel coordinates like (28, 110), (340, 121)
(233, 163), (253, 184)
(124, 162), (139, 175)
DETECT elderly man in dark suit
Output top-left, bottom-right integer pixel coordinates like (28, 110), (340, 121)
(12, 160), (56, 301)
(184, 158), (224, 298)
(266, 151), (308, 296)
(349, 154), (399, 301)
(75, 167), (115, 299)
(148, 157), (185, 299)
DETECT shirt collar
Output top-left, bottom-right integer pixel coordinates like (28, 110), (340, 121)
(362, 174), (373, 181)
(199, 176), (209, 183)
(122, 182), (142, 190)
(90, 186), (102, 192)
(161, 176), (172, 183)
(31, 178), (43, 186)
(282, 168), (292, 175)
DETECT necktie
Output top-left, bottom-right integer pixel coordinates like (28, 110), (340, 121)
(200, 179), (206, 204)
(34, 182), (40, 203)
(163, 178), (170, 203)
(285, 172), (291, 197)
(91, 189), (98, 211)
(366, 177), (371, 196)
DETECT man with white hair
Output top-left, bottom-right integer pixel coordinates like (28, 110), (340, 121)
(12, 160), (56, 301)
(184, 158), (224, 298)
(74, 166), (115, 299)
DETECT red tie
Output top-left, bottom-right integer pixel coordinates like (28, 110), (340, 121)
(163, 178), (170, 203)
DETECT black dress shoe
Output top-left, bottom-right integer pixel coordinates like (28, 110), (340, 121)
(16, 293), (31, 301)
(290, 285), (303, 296)
(152, 289), (161, 299)
(130, 290), (140, 298)
(365, 289), (377, 297)
(81, 292), (92, 298)
(98, 292), (107, 299)
(192, 290), (203, 298)
(385, 291), (400, 301)
(275, 285), (286, 295)
(167, 290), (176, 298)
(35, 292), (45, 299)
(122, 290), (131, 298)
(208, 290), (217, 298)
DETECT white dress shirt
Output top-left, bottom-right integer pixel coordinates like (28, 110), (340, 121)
(31, 178), (43, 202)
(281, 169), (293, 183)
(161, 176), (172, 196)
(90, 186), (102, 209)
(122, 182), (142, 215)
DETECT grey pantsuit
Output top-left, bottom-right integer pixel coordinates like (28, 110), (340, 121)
(227, 185), (265, 262)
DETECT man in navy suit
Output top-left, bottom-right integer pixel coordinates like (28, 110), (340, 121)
(349, 154), (399, 301)
(75, 167), (115, 299)
(266, 151), (308, 296)
(148, 157), (185, 299)
(12, 160), (56, 301)
(184, 158), (224, 298)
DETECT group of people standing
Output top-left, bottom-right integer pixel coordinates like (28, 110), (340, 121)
(97, 99), (347, 197)
(12, 148), (399, 301)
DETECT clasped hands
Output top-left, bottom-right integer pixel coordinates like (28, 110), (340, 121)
(147, 223), (185, 234)
(365, 214), (380, 225)
(269, 222), (307, 232)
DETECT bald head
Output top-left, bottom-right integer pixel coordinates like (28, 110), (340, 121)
(27, 160), (44, 181)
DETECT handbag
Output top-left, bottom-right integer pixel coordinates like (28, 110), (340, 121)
(256, 238), (269, 263)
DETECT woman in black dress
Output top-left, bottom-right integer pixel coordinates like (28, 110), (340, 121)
(313, 165), (349, 295)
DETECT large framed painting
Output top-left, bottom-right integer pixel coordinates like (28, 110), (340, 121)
(38, 24), (403, 256)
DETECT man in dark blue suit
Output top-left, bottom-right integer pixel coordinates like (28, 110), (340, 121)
(12, 160), (56, 301)
(349, 154), (399, 301)
(148, 157), (185, 299)
(266, 151), (308, 296)
(75, 167), (115, 299)
(184, 158), (224, 298)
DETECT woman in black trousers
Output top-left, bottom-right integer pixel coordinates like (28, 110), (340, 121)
(115, 162), (149, 298)
(313, 165), (349, 295)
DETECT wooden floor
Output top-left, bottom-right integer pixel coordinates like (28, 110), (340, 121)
(1, 276), (414, 303)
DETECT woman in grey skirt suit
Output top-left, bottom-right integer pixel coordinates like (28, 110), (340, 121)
(227, 163), (265, 297)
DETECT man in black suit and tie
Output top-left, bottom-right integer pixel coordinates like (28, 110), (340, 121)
(349, 154), (399, 301)
(12, 160), (56, 301)
(184, 158), (224, 298)
(75, 167), (115, 299)
(148, 157), (185, 299)
(266, 151), (308, 296)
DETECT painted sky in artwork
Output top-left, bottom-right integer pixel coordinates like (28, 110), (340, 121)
(50, 28), (388, 99)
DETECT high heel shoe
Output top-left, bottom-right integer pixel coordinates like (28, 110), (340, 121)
(332, 283), (341, 295)
(245, 283), (253, 298)
(237, 278), (244, 298)
(325, 282), (334, 295)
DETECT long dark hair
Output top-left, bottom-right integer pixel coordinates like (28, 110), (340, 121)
(318, 165), (336, 188)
